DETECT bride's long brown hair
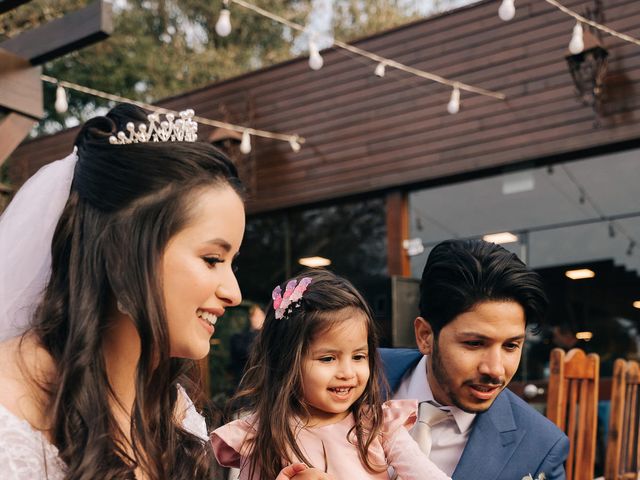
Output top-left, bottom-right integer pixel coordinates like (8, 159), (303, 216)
(231, 269), (388, 480)
(24, 104), (243, 479)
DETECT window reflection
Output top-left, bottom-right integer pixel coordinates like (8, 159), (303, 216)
(408, 148), (640, 381)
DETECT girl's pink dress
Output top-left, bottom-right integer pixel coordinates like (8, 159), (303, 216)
(211, 399), (451, 480)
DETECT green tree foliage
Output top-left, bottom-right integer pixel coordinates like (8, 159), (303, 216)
(332, 0), (422, 40)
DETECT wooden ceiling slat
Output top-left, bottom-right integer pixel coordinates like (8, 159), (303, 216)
(0, 0), (113, 65)
(0, 0), (31, 14)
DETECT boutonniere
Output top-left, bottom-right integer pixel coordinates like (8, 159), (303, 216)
(522, 473), (546, 480)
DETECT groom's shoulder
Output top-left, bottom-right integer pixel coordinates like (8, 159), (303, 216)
(379, 347), (422, 361)
(379, 348), (423, 388)
(379, 347), (423, 373)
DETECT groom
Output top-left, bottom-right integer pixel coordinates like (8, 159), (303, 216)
(381, 239), (569, 480)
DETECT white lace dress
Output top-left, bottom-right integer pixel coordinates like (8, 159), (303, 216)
(0, 385), (208, 479)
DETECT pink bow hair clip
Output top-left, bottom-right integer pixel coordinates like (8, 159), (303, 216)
(272, 277), (312, 319)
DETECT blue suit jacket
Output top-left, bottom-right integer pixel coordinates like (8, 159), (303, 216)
(380, 348), (569, 480)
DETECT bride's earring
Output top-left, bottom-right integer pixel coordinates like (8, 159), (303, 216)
(117, 300), (129, 316)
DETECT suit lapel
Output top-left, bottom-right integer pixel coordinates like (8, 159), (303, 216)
(452, 391), (525, 480)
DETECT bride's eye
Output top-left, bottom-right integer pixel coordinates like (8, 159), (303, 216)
(203, 256), (223, 268)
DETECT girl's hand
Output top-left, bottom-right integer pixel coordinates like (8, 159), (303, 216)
(276, 463), (334, 480)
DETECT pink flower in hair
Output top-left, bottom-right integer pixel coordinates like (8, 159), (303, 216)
(272, 277), (312, 319)
(272, 285), (283, 310)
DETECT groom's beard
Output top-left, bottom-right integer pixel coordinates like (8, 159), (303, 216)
(430, 339), (506, 413)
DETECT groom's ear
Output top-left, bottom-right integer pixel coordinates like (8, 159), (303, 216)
(414, 317), (435, 356)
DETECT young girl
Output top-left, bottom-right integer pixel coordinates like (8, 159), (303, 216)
(212, 270), (452, 480)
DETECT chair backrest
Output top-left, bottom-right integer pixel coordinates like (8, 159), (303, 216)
(604, 358), (640, 480)
(546, 348), (600, 480)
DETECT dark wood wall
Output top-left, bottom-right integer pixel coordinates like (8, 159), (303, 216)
(8, 0), (640, 214)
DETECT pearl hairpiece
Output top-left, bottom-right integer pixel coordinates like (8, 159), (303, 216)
(109, 109), (198, 145)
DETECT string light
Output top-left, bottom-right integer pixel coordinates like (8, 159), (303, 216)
(289, 136), (301, 152)
(374, 62), (386, 77)
(55, 85), (68, 113)
(308, 37), (324, 71)
(225, 0), (505, 102)
(498, 0), (516, 21)
(569, 22), (584, 54)
(447, 86), (461, 114)
(543, 0), (640, 48)
(215, 1), (232, 37)
(240, 129), (252, 154)
(40, 75), (304, 150)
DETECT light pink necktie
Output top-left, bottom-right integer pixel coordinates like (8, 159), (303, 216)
(412, 401), (451, 457)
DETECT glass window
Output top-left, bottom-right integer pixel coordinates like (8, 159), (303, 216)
(408, 148), (640, 381)
(209, 196), (387, 400)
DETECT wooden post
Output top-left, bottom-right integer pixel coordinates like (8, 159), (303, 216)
(386, 190), (411, 277)
(0, 113), (37, 167)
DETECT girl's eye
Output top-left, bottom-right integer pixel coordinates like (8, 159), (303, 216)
(318, 356), (334, 363)
(203, 256), (223, 267)
(353, 354), (368, 361)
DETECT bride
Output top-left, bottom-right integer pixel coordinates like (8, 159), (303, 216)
(0, 104), (330, 480)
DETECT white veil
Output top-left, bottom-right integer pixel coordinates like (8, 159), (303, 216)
(0, 150), (77, 342)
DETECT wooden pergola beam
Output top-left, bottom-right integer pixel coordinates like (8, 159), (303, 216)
(0, 48), (43, 119)
(0, 112), (36, 167)
(0, 0), (113, 65)
(0, 0), (32, 14)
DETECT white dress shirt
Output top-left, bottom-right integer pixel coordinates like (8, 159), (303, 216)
(393, 356), (476, 477)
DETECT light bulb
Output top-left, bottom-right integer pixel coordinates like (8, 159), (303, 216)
(240, 130), (251, 154)
(374, 62), (386, 77)
(498, 0), (516, 21)
(289, 137), (301, 152)
(55, 85), (68, 113)
(447, 86), (460, 114)
(569, 22), (584, 54)
(308, 39), (323, 71)
(215, 8), (232, 37)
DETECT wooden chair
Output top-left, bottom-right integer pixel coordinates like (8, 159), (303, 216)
(547, 348), (600, 480)
(604, 358), (640, 480)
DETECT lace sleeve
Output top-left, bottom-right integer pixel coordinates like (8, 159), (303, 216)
(0, 405), (66, 480)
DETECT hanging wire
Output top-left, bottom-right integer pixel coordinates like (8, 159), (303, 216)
(40, 75), (305, 146)
(543, 0), (640, 47)
(560, 164), (638, 253)
(226, 0), (506, 100)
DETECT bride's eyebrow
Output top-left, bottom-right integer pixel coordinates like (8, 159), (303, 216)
(204, 238), (231, 252)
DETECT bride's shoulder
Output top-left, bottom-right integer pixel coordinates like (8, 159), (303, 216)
(0, 335), (54, 432)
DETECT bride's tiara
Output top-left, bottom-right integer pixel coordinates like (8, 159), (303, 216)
(109, 109), (198, 145)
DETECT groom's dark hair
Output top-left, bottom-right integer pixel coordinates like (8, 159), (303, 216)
(419, 239), (548, 335)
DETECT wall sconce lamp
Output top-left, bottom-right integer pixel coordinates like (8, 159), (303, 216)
(565, 28), (608, 117)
